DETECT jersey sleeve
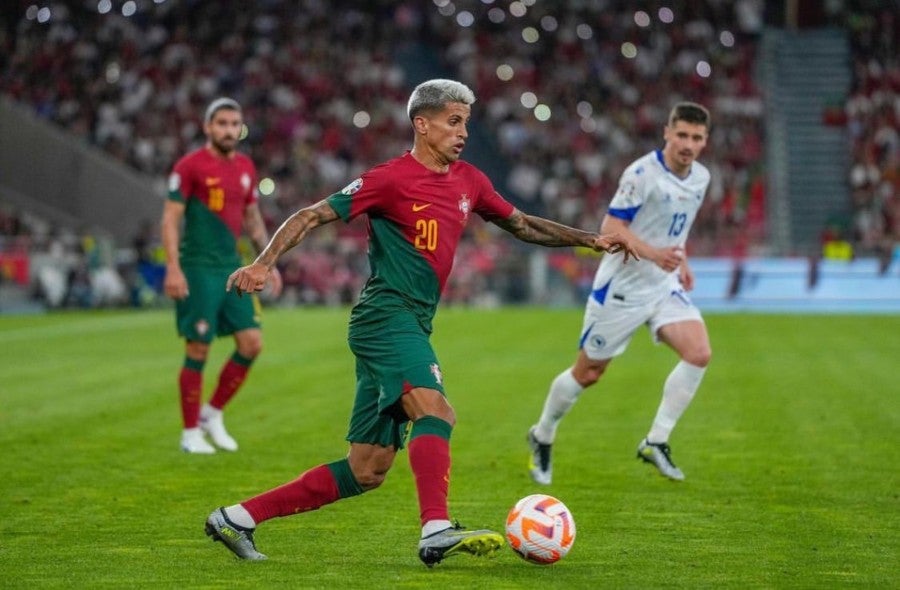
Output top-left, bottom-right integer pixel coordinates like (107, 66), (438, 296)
(326, 165), (389, 222)
(167, 158), (193, 204)
(607, 163), (649, 222)
(472, 170), (515, 221)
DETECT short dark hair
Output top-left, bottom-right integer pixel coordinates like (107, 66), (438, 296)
(668, 102), (710, 129)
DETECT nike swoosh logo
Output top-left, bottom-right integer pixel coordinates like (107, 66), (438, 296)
(412, 203), (431, 212)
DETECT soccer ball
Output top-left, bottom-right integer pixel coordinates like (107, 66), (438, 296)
(505, 493), (576, 564)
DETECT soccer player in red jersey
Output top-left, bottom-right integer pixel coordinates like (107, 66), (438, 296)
(204, 80), (636, 565)
(162, 98), (282, 454)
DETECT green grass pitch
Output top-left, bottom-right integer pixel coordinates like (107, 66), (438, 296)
(1, 307), (898, 588)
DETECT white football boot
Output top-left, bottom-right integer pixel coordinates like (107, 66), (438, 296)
(200, 407), (238, 451)
(180, 428), (216, 454)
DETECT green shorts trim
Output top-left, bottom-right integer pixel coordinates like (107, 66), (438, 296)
(175, 267), (261, 343)
(345, 311), (445, 449)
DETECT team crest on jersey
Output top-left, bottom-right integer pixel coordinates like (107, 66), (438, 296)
(195, 319), (210, 337)
(241, 173), (251, 190)
(430, 363), (443, 385)
(458, 194), (470, 221)
(168, 173), (181, 192)
(341, 178), (363, 195)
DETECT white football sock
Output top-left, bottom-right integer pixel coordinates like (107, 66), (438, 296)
(647, 360), (706, 443)
(422, 519), (453, 538)
(534, 368), (584, 443)
(224, 504), (256, 529)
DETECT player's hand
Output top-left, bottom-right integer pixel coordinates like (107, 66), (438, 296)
(679, 260), (695, 291)
(226, 262), (270, 296)
(163, 267), (189, 300)
(654, 246), (685, 273)
(593, 232), (640, 263)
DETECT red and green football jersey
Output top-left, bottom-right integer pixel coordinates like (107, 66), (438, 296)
(327, 151), (515, 333)
(167, 148), (258, 269)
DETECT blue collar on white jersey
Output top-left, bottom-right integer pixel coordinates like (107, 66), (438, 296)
(655, 149), (692, 180)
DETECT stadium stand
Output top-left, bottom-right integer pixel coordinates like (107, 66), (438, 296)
(0, 1), (896, 311)
(840, 4), (898, 265)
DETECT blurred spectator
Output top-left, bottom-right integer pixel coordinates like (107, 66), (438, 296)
(2, 0), (776, 305)
(424, 1), (767, 258)
(843, 3), (898, 264)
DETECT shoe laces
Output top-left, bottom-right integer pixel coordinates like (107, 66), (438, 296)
(653, 442), (678, 466)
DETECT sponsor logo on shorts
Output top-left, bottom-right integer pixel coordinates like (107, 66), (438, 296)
(591, 335), (606, 349)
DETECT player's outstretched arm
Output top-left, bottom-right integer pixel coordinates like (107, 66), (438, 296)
(494, 209), (638, 261)
(227, 199), (339, 295)
(601, 215), (685, 271)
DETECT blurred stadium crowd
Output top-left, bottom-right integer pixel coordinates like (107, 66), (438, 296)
(0, 0), (896, 308)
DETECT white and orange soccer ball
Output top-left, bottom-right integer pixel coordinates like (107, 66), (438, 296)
(505, 493), (576, 564)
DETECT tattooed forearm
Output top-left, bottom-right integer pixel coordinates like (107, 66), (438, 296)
(255, 200), (339, 268)
(495, 210), (595, 248)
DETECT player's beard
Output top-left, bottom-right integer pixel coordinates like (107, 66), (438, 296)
(211, 136), (237, 156)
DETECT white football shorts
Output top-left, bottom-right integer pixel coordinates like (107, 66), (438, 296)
(578, 287), (704, 360)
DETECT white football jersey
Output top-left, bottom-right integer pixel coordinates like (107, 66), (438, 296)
(591, 150), (710, 304)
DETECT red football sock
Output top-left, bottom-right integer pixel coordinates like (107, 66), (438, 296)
(408, 421), (452, 525)
(209, 352), (253, 410)
(179, 365), (203, 428)
(242, 465), (341, 524)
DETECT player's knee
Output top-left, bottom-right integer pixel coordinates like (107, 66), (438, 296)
(354, 465), (390, 491)
(241, 340), (263, 359)
(353, 463), (391, 491)
(436, 404), (456, 427)
(683, 346), (712, 368)
(236, 334), (263, 358)
(185, 341), (210, 361)
(402, 388), (455, 425)
(573, 366), (604, 387)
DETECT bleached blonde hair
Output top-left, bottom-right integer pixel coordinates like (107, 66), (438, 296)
(407, 79), (476, 120)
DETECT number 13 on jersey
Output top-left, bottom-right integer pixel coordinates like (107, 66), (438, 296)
(668, 212), (687, 237)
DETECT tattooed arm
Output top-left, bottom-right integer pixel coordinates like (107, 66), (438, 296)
(493, 209), (638, 259)
(228, 199), (340, 295)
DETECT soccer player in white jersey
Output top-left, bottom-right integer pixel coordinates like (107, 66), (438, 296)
(527, 102), (712, 482)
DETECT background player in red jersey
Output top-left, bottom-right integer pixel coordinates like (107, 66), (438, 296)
(162, 98), (282, 454)
(204, 79), (636, 565)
